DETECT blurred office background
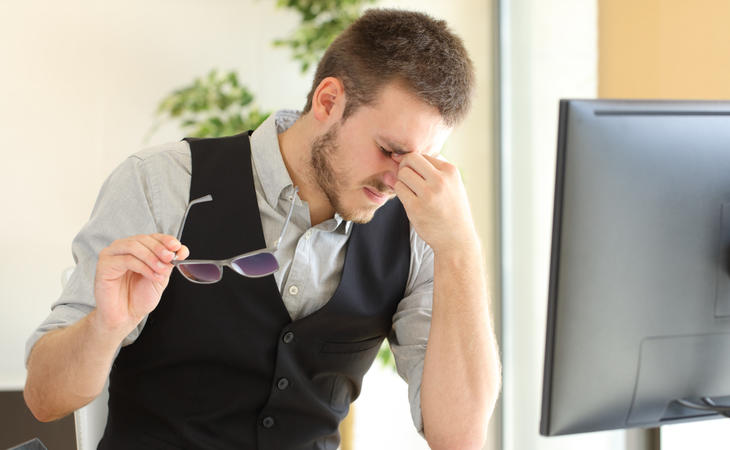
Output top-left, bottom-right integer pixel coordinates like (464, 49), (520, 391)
(1, 0), (729, 449)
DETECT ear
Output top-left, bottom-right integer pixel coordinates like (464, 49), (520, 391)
(310, 77), (346, 125)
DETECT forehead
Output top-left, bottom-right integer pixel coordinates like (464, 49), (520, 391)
(347, 82), (452, 155)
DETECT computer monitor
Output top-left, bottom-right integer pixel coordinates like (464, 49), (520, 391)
(540, 99), (730, 436)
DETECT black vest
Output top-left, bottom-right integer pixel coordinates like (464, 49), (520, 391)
(98, 132), (411, 449)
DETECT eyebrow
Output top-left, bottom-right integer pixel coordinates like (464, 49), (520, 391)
(379, 136), (442, 158)
(379, 136), (411, 154)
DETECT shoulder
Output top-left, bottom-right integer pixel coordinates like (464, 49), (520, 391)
(112, 140), (192, 235)
(130, 140), (191, 176)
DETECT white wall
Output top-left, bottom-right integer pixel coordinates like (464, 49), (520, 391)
(500, 0), (627, 449)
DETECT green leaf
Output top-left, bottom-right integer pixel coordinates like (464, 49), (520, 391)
(376, 339), (396, 369)
(273, 0), (377, 73)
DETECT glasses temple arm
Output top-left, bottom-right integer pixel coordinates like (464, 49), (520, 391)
(274, 187), (299, 249)
(175, 194), (214, 241)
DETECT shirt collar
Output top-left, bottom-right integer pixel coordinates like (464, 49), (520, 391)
(250, 110), (300, 209)
(335, 213), (353, 234)
(250, 109), (352, 235)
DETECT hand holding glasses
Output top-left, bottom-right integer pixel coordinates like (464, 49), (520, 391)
(172, 187), (299, 284)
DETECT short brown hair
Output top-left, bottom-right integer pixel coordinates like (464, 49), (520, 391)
(303, 9), (475, 126)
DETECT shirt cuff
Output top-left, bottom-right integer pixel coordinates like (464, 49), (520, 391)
(24, 303), (91, 367)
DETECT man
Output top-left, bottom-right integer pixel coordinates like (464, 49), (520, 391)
(24, 8), (500, 449)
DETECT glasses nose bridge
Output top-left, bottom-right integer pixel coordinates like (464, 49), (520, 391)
(229, 258), (247, 277)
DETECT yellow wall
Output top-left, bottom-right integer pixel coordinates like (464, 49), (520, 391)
(599, 0), (730, 98)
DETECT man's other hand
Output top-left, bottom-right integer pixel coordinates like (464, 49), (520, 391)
(393, 153), (477, 253)
(94, 234), (189, 336)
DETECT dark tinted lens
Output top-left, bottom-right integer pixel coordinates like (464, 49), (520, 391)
(177, 263), (222, 283)
(232, 253), (279, 277)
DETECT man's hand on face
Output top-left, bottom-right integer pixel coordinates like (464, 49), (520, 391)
(393, 153), (477, 254)
(94, 234), (190, 336)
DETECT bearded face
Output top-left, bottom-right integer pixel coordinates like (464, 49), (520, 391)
(309, 122), (394, 224)
(303, 82), (452, 225)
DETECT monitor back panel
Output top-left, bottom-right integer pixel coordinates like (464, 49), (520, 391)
(541, 100), (730, 436)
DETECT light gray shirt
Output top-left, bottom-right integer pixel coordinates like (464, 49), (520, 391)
(26, 110), (434, 433)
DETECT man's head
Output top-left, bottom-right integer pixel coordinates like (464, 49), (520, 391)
(298, 9), (474, 224)
(303, 8), (475, 127)
(305, 79), (453, 224)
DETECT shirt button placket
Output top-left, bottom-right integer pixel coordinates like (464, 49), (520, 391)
(271, 331), (292, 433)
(262, 416), (275, 429)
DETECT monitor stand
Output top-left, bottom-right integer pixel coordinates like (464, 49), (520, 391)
(626, 427), (660, 450)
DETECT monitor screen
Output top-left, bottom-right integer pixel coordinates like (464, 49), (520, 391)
(540, 99), (730, 436)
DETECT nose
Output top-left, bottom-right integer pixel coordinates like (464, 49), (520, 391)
(383, 171), (398, 190)
(382, 153), (403, 190)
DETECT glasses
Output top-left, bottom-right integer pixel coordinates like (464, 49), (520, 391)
(172, 187), (299, 284)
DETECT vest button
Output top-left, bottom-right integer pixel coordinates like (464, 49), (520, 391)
(277, 377), (289, 390)
(262, 416), (275, 428)
(282, 331), (294, 344)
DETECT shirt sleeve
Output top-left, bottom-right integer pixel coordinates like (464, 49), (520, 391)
(25, 144), (191, 365)
(389, 225), (435, 435)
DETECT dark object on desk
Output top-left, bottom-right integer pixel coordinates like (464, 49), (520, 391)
(7, 438), (48, 450)
(0, 391), (75, 449)
(541, 99), (730, 436)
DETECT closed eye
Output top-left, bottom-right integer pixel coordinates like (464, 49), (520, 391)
(380, 146), (409, 159)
